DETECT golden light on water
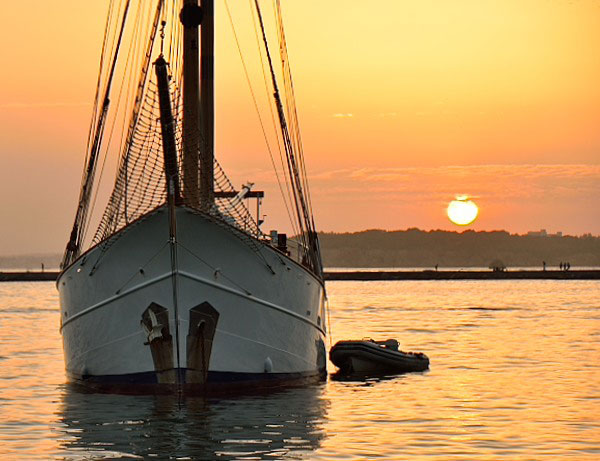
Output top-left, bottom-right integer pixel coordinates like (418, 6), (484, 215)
(447, 195), (479, 226)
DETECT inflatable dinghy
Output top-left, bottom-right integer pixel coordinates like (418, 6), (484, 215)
(330, 339), (429, 374)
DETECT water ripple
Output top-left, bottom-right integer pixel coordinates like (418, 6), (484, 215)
(0, 281), (599, 459)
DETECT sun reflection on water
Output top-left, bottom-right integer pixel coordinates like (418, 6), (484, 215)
(0, 281), (599, 459)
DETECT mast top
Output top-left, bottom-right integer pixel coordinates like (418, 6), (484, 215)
(180, 2), (203, 28)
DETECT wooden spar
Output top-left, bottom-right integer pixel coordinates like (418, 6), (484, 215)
(200, 0), (214, 205)
(181, 0), (201, 206)
(155, 55), (182, 377)
(154, 56), (181, 201)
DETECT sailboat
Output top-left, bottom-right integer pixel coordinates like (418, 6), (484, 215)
(58, 0), (327, 393)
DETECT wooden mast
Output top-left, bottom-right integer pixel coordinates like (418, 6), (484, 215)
(199, 0), (214, 205)
(181, 0), (202, 206)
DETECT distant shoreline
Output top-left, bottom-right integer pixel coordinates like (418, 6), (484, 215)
(1, 270), (599, 282)
(323, 270), (600, 281)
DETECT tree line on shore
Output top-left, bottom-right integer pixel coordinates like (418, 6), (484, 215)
(2, 229), (599, 271)
(318, 229), (600, 268)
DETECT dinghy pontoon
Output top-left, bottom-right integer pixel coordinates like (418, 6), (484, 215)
(330, 339), (429, 374)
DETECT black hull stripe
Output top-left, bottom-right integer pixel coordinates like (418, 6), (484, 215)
(67, 369), (325, 395)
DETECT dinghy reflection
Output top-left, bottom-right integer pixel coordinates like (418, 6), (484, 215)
(330, 370), (428, 384)
(58, 384), (328, 460)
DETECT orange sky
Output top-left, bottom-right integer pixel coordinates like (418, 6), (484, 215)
(1, 0), (599, 255)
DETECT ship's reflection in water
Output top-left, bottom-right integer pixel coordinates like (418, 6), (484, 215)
(58, 384), (329, 460)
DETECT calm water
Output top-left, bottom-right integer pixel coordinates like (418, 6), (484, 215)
(0, 280), (599, 459)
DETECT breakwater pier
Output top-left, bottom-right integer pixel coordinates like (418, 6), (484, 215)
(2, 270), (599, 282)
(323, 270), (600, 281)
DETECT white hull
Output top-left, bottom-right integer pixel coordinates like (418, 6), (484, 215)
(58, 207), (326, 392)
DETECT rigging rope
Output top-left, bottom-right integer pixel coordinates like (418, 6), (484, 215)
(273, 0), (323, 275)
(224, 0), (298, 239)
(86, 0), (164, 246)
(83, 0), (157, 246)
(248, 0), (299, 240)
(65, 0), (321, 279)
(275, 0), (314, 217)
(63, 0), (133, 268)
(252, 0), (322, 274)
(84, 0), (115, 177)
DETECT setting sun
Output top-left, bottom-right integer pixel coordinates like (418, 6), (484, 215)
(447, 196), (479, 226)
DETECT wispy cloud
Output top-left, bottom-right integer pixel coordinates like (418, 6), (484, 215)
(235, 164), (600, 197)
(306, 164), (600, 204)
(225, 164), (600, 234)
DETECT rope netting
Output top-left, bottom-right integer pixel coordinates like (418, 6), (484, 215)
(93, 72), (261, 247)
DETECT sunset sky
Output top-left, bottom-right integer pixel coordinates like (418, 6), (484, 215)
(1, 0), (599, 256)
